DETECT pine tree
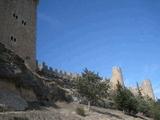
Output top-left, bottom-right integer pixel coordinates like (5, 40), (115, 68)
(114, 82), (138, 115)
(76, 68), (110, 106)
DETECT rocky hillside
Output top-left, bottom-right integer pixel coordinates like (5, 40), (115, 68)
(0, 43), (71, 111)
(0, 102), (152, 120)
(0, 42), (154, 120)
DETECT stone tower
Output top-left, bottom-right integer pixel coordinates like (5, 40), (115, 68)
(141, 80), (155, 100)
(110, 66), (124, 89)
(0, 0), (38, 70)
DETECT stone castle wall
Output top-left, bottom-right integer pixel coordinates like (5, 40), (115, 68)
(37, 62), (81, 80)
(129, 80), (155, 100)
(110, 67), (155, 100)
(0, 0), (37, 70)
(110, 66), (124, 89)
(141, 80), (155, 100)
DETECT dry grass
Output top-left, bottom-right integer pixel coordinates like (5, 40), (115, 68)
(0, 102), (153, 120)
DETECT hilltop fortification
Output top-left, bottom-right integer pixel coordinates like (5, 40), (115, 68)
(141, 80), (155, 100)
(110, 66), (124, 89)
(0, 0), (38, 70)
(110, 67), (155, 100)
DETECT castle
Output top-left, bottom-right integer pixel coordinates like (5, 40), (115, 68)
(110, 67), (155, 100)
(0, 0), (38, 70)
(37, 63), (156, 100)
(37, 62), (81, 80)
(110, 66), (124, 89)
(0, 0), (155, 101)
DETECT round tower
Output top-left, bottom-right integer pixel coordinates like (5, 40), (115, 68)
(0, 0), (38, 70)
(110, 66), (124, 89)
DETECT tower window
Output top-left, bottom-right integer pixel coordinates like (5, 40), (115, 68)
(13, 13), (16, 17)
(11, 36), (13, 40)
(24, 22), (27, 26)
(22, 20), (27, 26)
(10, 36), (17, 42)
(13, 13), (18, 20)
(14, 38), (16, 42)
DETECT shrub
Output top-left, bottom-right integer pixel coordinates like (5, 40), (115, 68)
(75, 68), (110, 106)
(114, 82), (138, 115)
(152, 109), (160, 120)
(135, 96), (152, 117)
(149, 101), (160, 120)
(76, 107), (86, 116)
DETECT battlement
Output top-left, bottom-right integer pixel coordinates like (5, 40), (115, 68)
(112, 66), (121, 70)
(126, 80), (155, 100)
(37, 62), (81, 80)
(110, 67), (155, 100)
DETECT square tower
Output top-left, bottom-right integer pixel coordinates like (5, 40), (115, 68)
(110, 66), (124, 90)
(0, 0), (38, 70)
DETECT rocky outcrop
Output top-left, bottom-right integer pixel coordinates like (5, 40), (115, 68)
(0, 90), (28, 111)
(0, 43), (50, 110)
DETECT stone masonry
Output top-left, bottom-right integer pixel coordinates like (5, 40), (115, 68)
(110, 66), (124, 89)
(110, 66), (155, 100)
(141, 80), (155, 100)
(0, 0), (38, 70)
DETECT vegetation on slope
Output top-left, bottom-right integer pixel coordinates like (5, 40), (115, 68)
(75, 68), (110, 106)
(75, 68), (160, 120)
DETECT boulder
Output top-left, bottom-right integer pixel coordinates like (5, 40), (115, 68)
(0, 90), (28, 111)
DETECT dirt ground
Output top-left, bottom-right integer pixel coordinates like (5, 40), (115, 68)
(0, 102), (153, 120)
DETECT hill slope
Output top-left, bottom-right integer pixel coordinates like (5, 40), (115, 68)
(0, 102), (152, 120)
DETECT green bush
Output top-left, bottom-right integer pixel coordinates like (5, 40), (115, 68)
(114, 82), (138, 115)
(136, 96), (151, 117)
(153, 110), (160, 120)
(75, 68), (110, 105)
(149, 101), (160, 120)
(76, 107), (86, 116)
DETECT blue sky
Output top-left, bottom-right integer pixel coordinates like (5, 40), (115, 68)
(37, 0), (160, 98)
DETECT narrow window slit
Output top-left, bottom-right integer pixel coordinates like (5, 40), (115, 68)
(15, 16), (18, 19)
(11, 36), (13, 40)
(13, 13), (16, 17)
(14, 38), (16, 42)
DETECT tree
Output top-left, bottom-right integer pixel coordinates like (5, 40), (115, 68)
(135, 83), (151, 116)
(76, 68), (110, 108)
(153, 101), (160, 120)
(114, 82), (138, 115)
(136, 96), (151, 116)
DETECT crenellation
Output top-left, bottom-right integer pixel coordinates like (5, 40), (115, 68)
(109, 66), (155, 100)
(37, 61), (81, 80)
